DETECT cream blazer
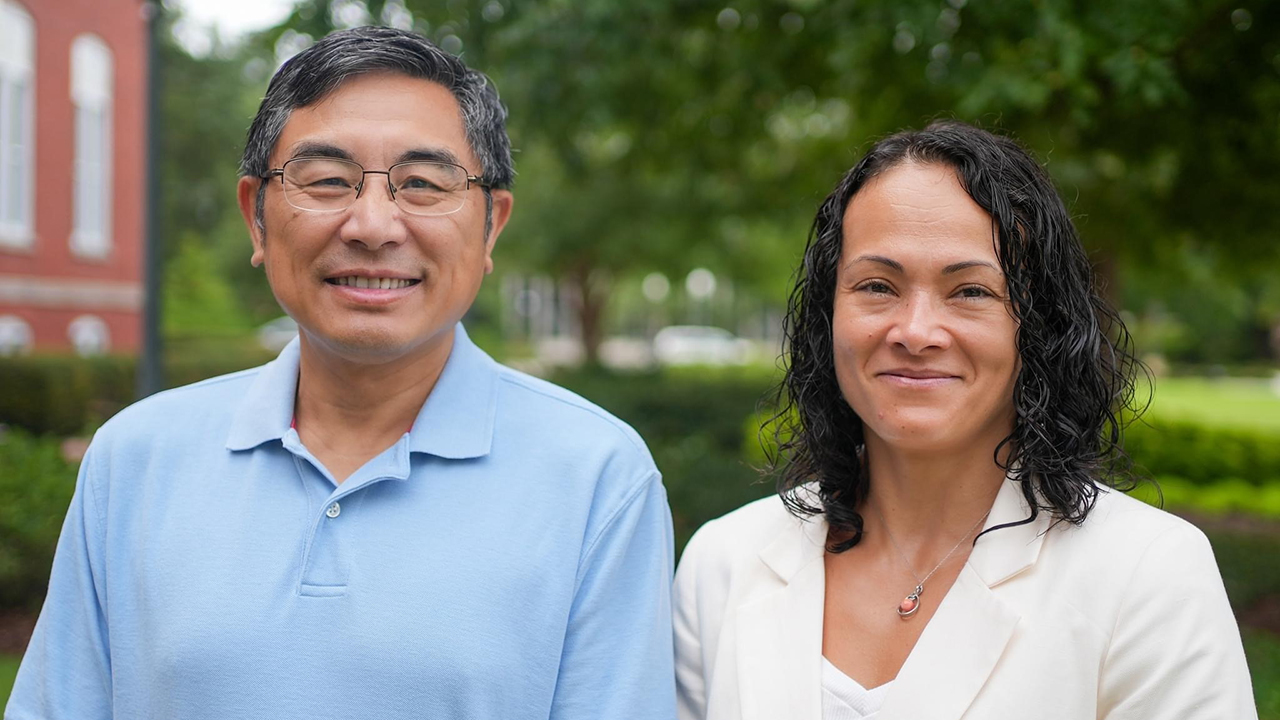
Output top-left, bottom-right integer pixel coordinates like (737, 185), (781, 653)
(673, 479), (1258, 720)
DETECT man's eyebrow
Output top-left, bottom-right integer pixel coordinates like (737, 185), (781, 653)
(942, 260), (1001, 275)
(289, 142), (355, 161)
(395, 147), (463, 166)
(847, 254), (904, 273)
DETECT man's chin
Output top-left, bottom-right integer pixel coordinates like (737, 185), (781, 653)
(297, 325), (453, 365)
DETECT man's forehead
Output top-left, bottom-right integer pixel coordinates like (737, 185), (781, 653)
(268, 72), (473, 165)
(280, 140), (466, 167)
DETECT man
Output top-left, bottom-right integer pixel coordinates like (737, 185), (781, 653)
(7, 27), (675, 720)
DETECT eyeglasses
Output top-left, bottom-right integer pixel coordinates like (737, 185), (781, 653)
(262, 157), (489, 217)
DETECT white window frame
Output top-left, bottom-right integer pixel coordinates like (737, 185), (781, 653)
(0, 0), (36, 249)
(70, 34), (114, 260)
(68, 313), (110, 356)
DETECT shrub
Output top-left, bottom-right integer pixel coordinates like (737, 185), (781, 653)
(0, 356), (135, 436)
(0, 339), (275, 436)
(0, 429), (77, 610)
(1126, 419), (1280, 487)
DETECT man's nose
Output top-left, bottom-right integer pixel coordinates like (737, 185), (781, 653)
(341, 176), (409, 251)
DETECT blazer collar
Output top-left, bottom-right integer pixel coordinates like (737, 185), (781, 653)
(739, 477), (1050, 720)
(967, 475), (1053, 587)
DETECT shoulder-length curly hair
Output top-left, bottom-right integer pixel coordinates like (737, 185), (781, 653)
(771, 120), (1148, 552)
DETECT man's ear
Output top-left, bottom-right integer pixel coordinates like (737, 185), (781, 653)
(237, 176), (267, 268)
(483, 189), (514, 275)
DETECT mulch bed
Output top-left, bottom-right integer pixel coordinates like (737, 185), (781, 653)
(0, 611), (35, 656)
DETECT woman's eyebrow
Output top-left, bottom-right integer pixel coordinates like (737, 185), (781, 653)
(848, 254), (904, 272)
(942, 260), (1000, 274)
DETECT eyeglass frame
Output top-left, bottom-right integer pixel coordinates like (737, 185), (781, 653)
(260, 156), (492, 216)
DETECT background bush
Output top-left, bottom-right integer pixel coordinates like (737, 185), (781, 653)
(1127, 420), (1280, 487)
(0, 430), (77, 611)
(0, 339), (274, 437)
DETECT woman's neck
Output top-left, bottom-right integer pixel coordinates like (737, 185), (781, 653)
(859, 431), (1007, 555)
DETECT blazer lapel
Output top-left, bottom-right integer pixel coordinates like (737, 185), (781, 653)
(879, 477), (1052, 720)
(877, 563), (1019, 719)
(735, 512), (828, 720)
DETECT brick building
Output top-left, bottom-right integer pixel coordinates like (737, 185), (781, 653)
(0, 0), (148, 355)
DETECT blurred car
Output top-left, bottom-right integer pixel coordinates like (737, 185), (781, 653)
(256, 316), (299, 352)
(652, 325), (753, 366)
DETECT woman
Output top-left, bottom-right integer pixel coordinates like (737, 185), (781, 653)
(673, 121), (1257, 720)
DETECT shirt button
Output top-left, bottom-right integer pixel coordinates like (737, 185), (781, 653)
(325, 502), (341, 518)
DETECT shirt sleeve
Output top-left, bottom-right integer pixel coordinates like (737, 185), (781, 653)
(5, 445), (113, 720)
(1097, 522), (1258, 720)
(548, 470), (676, 720)
(673, 525), (708, 720)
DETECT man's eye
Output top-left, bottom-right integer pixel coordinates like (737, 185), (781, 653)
(310, 176), (353, 188)
(400, 177), (445, 191)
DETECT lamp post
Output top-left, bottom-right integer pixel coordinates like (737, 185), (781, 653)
(136, 0), (164, 397)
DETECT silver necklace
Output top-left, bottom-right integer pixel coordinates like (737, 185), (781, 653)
(869, 503), (990, 619)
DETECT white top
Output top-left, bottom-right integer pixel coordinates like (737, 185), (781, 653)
(821, 657), (893, 719)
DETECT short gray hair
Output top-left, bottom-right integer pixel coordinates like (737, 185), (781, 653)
(241, 26), (514, 231)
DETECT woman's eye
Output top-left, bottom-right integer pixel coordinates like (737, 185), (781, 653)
(957, 285), (993, 299)
(861, 281), (892, 294)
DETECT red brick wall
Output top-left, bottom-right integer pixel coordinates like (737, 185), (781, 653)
(0, 0), (147, 353)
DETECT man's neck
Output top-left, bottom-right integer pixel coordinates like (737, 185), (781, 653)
(292, 328), (455, 483)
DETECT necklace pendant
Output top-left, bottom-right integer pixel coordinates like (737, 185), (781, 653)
(897, 585), (923, 618)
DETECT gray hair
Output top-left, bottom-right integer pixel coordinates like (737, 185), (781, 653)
(241, 26), (514, 234)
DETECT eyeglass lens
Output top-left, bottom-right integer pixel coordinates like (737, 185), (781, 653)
(280, 158), (471, 216)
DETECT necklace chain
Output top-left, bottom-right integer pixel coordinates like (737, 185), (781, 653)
(870, 502), (990, 593)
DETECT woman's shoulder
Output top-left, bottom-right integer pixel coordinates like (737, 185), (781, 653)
(1046, 485), (1220, 585)
(681, 492), (814, 566)
(675, 490), (826, 602)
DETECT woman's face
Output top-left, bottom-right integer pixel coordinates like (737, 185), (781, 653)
(832, 162), (1019, 455)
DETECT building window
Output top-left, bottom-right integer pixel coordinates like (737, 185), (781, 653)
(0, 1), (35, 249)
(0, 314), (32, 355)
(70, 34), (113, 259)
(68, 314), (110, 356)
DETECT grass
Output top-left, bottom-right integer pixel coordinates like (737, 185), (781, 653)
(1146, 376), (1280, 432)
(1, 653), (18, 708)
(1247, 630), (1280, 719)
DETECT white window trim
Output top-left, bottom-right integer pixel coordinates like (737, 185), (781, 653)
(69, 34), (113, 261)
(0, 0), (36, 250)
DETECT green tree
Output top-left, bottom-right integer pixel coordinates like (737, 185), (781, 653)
(189, 0), (1280, 362)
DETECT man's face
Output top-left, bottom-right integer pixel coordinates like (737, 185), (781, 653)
(237, 72), (513, 364)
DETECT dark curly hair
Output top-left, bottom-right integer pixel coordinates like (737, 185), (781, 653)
(769, 120), (1149, 552)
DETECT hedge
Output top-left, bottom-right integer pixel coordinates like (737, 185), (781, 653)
(0, 337), (274, 437)
(2, 362), (1278, 611)
(0, 429), (77, 610)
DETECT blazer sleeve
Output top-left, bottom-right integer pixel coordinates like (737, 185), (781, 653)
(674, 525), (709, 720)
(1097, 521), (1258, 720)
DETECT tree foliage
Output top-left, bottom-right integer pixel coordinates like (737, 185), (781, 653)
(162, 0), (1280, 361)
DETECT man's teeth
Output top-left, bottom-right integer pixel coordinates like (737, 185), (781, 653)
(331, 276), (416, 289)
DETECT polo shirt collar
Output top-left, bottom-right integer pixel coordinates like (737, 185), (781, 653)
(406, 324), (498, 459)
(226, 323), (498, 460)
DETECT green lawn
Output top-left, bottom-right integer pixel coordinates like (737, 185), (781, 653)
(1, 653), (19, 708)
(1248, 629), (1280, 719)
(1148, 376), (1280, 432)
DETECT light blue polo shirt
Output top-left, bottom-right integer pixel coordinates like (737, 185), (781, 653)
(7, 325), (676, 720)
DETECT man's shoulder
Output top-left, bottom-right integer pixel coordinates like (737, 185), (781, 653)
(92, 365), (263, 448)
(491, 362), (651, 458)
